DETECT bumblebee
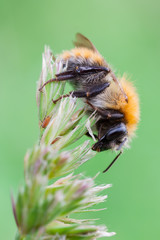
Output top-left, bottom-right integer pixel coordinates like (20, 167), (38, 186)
(39, 33), (140, 172)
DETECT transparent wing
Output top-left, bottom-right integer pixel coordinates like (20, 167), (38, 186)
(73, 33), (99, 53)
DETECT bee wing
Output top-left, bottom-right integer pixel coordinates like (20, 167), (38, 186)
(73, 33), (99, 53)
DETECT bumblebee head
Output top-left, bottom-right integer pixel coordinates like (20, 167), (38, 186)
(92, 122), (128, 152)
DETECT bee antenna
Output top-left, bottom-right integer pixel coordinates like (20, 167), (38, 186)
(103, 151), (122, 173)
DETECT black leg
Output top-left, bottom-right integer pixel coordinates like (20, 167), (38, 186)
(52, 82), (110, 104)
(74, 66), (110, 75)
(39, 66), (110, 92)
(39, 74), (74, 92)
(73, 82), (110, 98)
(52, 93), (70, 104)
(86, 100), (124, 120)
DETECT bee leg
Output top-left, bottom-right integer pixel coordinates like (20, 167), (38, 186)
(52, 89), (90, 104)
(52, 82), (110, 104)
(75, 66), (110, 75)
(52, 93), (71, 104)
(86, 100), (124, 120)
(73, 82), (110, 98)
(39, 66), (110, 92)
(52, 91), (85, 104)
(97, 109), (124, 120)
(39, 72), (76, 92)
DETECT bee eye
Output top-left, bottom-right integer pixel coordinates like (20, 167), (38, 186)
(106, 123), (127, 141)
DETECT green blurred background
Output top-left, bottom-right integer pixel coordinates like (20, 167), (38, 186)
(1, 0), (160, 239)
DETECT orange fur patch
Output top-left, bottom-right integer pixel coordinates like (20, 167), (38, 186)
(73, 48), (92, 59)
(62, 51), (72, 60)
(92, 54), (104, 65)
(119, 76), (140, 137)
(74, 50), (82, 57)
(83, 50), (92, 59)
(61, 47), (104, 65)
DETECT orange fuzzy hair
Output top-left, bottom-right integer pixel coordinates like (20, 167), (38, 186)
(119, 76), (140, 138)
(61, 48), (105, 66)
